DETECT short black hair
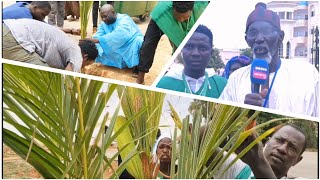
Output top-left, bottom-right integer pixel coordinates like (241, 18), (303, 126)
(273, 123), (307, 155)
(194, 24), (213, 46)
(79, 40), (98, 61)
(173, 1), (194, 13)
(31, 1), (51, 10)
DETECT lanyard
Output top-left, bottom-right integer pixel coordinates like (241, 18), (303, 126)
(263, 60), (282, 108)
(183, 72), (209, 96)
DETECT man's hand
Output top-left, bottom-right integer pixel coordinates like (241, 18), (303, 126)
(244, 89), (268, 106)
(65, 63), (73, 71)
(60, 27), (81, 36)
(236, 131), (264, 166)
(236, 131), (277, 179)
(71, 28), (81, 36)
(80, 38), (99, 44)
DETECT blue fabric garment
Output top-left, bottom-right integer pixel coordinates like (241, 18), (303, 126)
(222, 55), (252, 79)
(3, 2), (33, 20)
(93, 13), (143, 69)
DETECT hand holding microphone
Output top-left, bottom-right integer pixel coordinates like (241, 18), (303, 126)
(244, 59), (269, 107)
(244, 89), (268, 106)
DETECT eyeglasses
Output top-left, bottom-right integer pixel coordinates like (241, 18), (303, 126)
(246, 28), (278, 39)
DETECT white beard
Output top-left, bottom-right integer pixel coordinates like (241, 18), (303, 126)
(253, 52), (272, 64)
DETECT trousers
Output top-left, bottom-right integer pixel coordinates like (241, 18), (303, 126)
(48, 1), (66, 27)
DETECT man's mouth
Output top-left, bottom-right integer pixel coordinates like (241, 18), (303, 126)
(160, 154), (170, 159)
(190, 61), (202, 65)
(254, 47), (269, 56)
(188, 59), (203, 65)
(270, 154), (284, 163)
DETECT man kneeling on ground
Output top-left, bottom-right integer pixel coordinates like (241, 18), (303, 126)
(3, 18), (98, 72)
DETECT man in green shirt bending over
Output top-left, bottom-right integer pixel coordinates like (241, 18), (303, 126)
(136, 1), (209, 84)
(156, 25), (227, 98)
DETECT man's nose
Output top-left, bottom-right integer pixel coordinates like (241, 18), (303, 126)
(276, 143), (288, 154)
(191, 47), (200, 56)
(163, 147), (170, 153)
(255, 32), (265, 43)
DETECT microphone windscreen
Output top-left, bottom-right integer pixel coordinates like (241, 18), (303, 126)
(250, 59), (269, 85)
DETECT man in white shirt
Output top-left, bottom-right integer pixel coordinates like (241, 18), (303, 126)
(219, 3), (319, 117)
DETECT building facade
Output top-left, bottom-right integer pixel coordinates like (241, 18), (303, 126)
(219, 49), (241, 65)
(267, 1), (319, 65)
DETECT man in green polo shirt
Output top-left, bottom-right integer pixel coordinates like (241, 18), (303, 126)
(156, 25), (227, 98)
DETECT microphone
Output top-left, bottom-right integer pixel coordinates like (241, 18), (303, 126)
(250, 59), (269, 93)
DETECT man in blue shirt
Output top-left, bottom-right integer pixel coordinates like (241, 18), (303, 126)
(80, 4), (143, 69)
(3, 1), (51, 21)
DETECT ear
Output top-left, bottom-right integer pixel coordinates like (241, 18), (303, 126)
(278, 30), (285, 46)
(279, 30), (285, 42)
(245, 35), (251, 47)
(293, 155), (303, 166)
(83, 54), (88, 61)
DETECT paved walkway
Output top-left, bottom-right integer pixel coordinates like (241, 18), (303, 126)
(288, 151), (318, 178)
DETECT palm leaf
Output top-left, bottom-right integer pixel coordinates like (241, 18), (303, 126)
(80, 1), (93, 39)
(169, 102), (302, 179)
(3, 64), (138, 178)
(115, 86), (166, 178)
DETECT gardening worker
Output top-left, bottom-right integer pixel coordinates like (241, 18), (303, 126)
(3, 1), (51, 21)
(219, 3), (319, 117)
(156, 25), (227, 98)
(3, 1), (80, 35)
(3, 18), (98, 72)
(92, 1), (114, 34)
(81, 4), (143, 69)
(136, 1), (209, 84)
(222, 55), (251, 79)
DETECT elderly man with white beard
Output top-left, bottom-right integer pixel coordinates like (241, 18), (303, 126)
(219, 3), (319, 117)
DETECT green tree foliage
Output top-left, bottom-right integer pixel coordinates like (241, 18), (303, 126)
(188, 100), (318, 149)
(240, 48), (253, 59)
(188, 99), (214, 120)
(291, 120), (318, 150)
(257, 112), (318, 149)
(208, 48), (225, 71)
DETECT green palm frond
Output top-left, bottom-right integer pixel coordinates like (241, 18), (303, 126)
(168, 103), (302, 179)
(3, 64), (136, 178)
(115, 86), (166, 179)
(80, 1), (93, 38)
